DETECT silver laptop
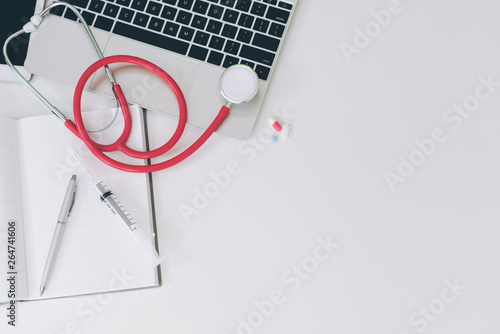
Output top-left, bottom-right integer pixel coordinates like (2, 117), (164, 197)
(24, 0), (298, 139)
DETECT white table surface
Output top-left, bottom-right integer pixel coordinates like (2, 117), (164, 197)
(3, 0), (500, 333)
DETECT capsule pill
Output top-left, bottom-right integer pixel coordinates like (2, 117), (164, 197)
(268, 117), (282, 132)
(280, 124), (290, 139)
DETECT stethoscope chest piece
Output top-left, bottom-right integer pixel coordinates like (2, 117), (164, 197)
(219, 64), (259, 105)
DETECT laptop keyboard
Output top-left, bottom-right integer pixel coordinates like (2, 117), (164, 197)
(50, 0), (294, 81)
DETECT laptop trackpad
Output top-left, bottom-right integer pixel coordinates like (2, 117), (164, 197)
(89, 35), (199, 118)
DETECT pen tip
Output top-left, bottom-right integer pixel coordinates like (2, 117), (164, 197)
(71, 174), (77, 180)
(40, 287), (45, 296)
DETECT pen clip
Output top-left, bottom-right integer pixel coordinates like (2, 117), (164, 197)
(67, 186), (77, 217)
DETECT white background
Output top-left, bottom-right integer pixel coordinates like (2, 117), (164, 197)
(2, 0), (500, 333)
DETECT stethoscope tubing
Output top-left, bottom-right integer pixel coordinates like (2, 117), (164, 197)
(72, 55), (187, 159)
(68, 54), (230, 173)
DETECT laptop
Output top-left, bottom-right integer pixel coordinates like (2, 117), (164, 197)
(24, 0), (298, 139)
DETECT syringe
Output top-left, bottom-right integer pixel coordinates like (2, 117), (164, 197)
(73, 152), (164, 267)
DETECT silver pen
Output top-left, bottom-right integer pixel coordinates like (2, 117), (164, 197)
(39, 174), (77, 296)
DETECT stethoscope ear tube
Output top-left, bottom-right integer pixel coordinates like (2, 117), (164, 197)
(3, 2), (114, 122)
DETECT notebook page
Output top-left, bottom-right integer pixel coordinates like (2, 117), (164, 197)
(0, 118), (28, 302)
(17, 107), (159, 300)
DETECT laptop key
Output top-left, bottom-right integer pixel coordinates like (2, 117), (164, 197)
(236, 29), (252, 43)
(208, 4), (224, 19)
(277, 1), (292, 10)
(240, 60), (255, 69)
(146, 1), (163, 16)
(94, 15), (114, 31)
(207, 51), (224, 66)
(208, 36), (225, 50)
(68, 0), (90, 9)
(191, 15), (208, 29)
(206, 19), (222, 34)
(221, 24), (237, 38)
(253, 18), (269, 32)
(81, 11), (96, 25)
(178, 0), (194, 10)
(223, 55), (239, 68)
(194, 31), (210, 45)
(133, 12), (150, 27)
(252, 32), (279, 52)
(179, 26), (195, 41)
(89, 0), (105, 13)
(188, 45), (209, 61)
(193, 0), (209, 14)
(235, 0), (251, 12)
(164, 21), (180, 36)
(250, 2), (267, 16)
(239, 44), (274, 66)
(161, 6), (177, 20)
(114, 22), (189, 55)
(131, 0), (147, 11)
(223, 9), (239, 24)
(49, 6), (65, 16)
(103, 3), (120, 18)
(116, 0), (132, 6)
(255, 64), (270, 80)
(268, 22), (284, 37)
(265, 6), (289, 24)
(118, 7), (134, 22)
(64, 9), (79, 21)
(220, 0), (235, 7)
(176, 11), (193, 25)
(149, 17), (165, 31)
(262, 0), (277, 5)
(224, 41), (240, 55)
(238, 13), (254, 28)
(162, 0), (176, 4)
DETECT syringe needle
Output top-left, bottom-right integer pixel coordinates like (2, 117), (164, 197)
(72, 152), (164, 266)
(72, 151), (98, 184)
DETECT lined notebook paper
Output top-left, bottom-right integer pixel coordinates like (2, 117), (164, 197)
(0, 106), (160, 303)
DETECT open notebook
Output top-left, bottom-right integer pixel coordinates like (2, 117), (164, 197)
(0, 106), (161, 303)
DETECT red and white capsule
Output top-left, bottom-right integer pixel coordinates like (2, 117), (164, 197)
(268, 117), (282, 131)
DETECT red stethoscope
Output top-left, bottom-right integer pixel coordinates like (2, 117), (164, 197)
(3, 1), (260, 173)
(70, 55), (259, 173)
